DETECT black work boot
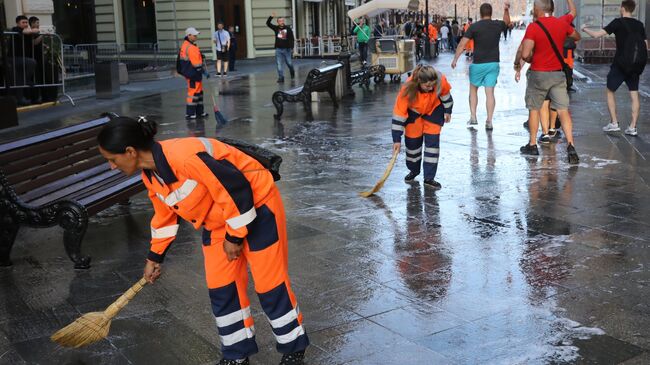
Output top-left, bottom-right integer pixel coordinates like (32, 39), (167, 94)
(520, 143), (539, 156)
(423, 179), (442, 189)
(404, 171), (419, 182)
(217, 358), (249, 365)
(277, 77), (285, 83)
(280, 351), (305, 365)
(567, 144), (579, 164)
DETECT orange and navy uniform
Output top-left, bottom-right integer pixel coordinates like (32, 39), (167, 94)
(392, 73), (453, 180)
(428, 24), (438, 42)
(178, 38), (205, 117)
(143, 137), (309, 360)
(463, 23), (474, 52)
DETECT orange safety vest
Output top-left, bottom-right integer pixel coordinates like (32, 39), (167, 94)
(142, 137), (275, 262)
(179, 39), (204, 81)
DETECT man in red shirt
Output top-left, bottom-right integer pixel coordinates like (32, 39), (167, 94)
(516, 0), (581, 164)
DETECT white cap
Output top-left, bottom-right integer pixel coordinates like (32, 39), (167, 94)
(185, 27), (200, 36)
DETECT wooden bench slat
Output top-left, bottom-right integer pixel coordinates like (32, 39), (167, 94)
(2, 138), (98, 175)
(84, 178), (145, 216)
(0, 126), (103, 165)
(0, 117), (108, 154)
(25, 169), (120, 206)
(6, 149), (103, 187)
(67, 173), (133, 202)
(19, 164), (112, 203)
(11, 155), (106, 195)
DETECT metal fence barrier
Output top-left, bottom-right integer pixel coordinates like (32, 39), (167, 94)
(2, 32), (74, 105)
(62, 42), (179, 79)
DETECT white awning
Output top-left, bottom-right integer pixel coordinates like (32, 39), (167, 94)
(347, 0), (419, 20)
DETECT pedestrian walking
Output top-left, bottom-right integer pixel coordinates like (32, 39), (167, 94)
(228, 26), (238, 72)
(374, 20), (386, 37)
(452, 3), (511, 130)
(178, 27), (207, 119)
(514, 0), (581, 164)
(391, 64), (454, 189)
(440, 21), (450, 51)
(267, 12), (295, 83)
(582, 0), (648, 136)
(353, 18), (371, 65)
(97, 117), (310, 365)
(213, 21), (231, 77)
(451, 20), (461, 50)
(463, 19), (474, 57)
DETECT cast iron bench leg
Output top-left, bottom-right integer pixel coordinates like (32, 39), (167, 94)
(58, 203), (91, 269)
(273, 92), (285, 120)
(0, 212), (19, 267)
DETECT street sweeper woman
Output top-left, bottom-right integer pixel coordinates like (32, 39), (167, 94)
(97, 117), (309, 365)
(391, 64), (454, 189)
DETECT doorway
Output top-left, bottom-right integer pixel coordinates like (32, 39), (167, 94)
(213, 0), (247, 59)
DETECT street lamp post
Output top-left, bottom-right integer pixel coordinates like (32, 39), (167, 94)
(424, 0), (431, 60)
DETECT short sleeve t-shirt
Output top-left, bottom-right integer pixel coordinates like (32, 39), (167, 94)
(463, 20), (507, 63)
(441, 26), (449, 39)
(523, 17), (574, 71)
(213, 30), (231, 52)
(604, 17), (647, 66)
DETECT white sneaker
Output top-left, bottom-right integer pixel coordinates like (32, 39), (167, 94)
(625, 126), (638, 136)
(467, 119), (478, 126)
(602, 122), (620, 132)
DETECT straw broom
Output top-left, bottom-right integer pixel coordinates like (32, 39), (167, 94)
(51, 277), (148, 348)
(359, 149), (399, 198)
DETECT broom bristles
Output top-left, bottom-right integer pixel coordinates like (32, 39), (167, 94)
(51, 312), (111, 348)
(51, 277), (148, 348)
(360, 149), (399, 197)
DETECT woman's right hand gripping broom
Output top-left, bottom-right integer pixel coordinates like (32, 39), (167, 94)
(144, 259), (162, 284)
(393, 142), (401, 154)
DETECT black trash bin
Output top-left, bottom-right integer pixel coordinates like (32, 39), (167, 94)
(0, 96), (18, 129)
(95, 61), (120, 99)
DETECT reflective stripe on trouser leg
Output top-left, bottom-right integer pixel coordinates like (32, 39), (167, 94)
(245, 188), (309, 354)
(186, 79), (200, 116)
(404, 136), (423, 174)
(196, 90), (205, 115)
(423, 133), (440, 180)
(204, 234), (259, 360)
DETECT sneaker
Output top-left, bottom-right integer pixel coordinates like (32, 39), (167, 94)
(467, 119), (478, 127)
(198, 112), (209, 118)
(485, 120), (493, 130)
(217, 358), (249, 365)
(215, 73), (221, 77)
(548, 128), (557, 137)
(277, 77), (285, 83)
(423, 179), (442, 189)
(404, 171), (419, 182)
(223, 73), (228, 77)
(539, 134), (551, 144)
(520, 143), (539, 155)
(186, 114), (197, 120)
(602, 122), (620, 132)
(567, 144), (579, 164)
(279, 351), (305, 365)
(625, 126), (638, 136)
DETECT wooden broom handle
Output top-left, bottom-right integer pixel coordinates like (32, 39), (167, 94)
(104, 277), (148, 319)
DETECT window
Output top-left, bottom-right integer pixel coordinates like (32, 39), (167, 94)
(53, 0), (98, 44)
(122, 0), (157, 44)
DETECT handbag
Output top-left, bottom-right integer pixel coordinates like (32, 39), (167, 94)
(535, 20), (573, 88)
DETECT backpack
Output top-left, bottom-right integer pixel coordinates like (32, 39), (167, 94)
(617, 19), (648, 74)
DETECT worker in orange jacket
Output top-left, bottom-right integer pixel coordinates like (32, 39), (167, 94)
(428, 23), (439, 55)
(463, 19), (474, 57)
(97, 117), (309, 365)
(178, 27), (208, 119)
(391, 64), (454, 189)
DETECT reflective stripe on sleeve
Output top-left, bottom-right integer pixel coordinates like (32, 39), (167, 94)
(151, 224), (180, 239)
(226, 207), (257, 229)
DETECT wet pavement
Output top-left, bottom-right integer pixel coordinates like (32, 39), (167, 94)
(2, 30), (650, 364)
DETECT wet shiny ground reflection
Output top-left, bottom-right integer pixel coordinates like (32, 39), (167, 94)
(1, 30), (649, 364)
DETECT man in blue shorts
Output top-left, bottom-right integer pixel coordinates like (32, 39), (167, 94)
(452, 3), (511, 130)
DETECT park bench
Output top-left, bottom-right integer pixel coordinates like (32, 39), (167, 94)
(349, 57), (386, 87)
(0, 115), (145, 269)
(272, 63), (343, 121)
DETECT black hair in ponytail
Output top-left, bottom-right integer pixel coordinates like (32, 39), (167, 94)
(97, 116), (157, 154)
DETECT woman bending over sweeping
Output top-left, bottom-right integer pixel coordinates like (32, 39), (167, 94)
(98, 117), (309, 365)
(392, 64), (454, 189)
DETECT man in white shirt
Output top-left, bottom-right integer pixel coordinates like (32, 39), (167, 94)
(213, 21), (231, 77)
(440, 21), (450, 51)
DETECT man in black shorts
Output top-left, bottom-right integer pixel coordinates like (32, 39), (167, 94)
(213, 21), (231, 77)
(583, 0), (648, 136)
